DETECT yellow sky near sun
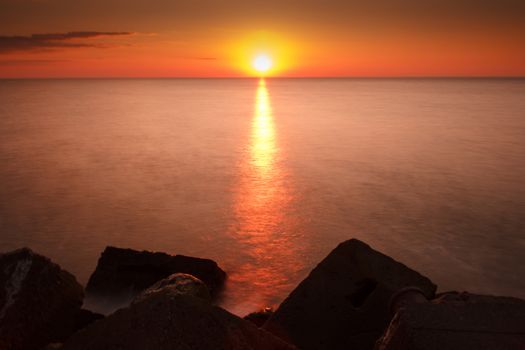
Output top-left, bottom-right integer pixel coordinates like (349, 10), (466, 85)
(227, 31), (298, 76)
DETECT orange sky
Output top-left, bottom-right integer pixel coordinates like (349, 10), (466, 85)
(1, 0), (524, 77)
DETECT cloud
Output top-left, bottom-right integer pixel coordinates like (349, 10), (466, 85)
(0, 31), (133, 53)
(0, 58), (68, 65)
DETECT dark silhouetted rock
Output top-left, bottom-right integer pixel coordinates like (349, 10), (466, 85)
(375, 292), (525, 350)
(244, 307), (274, 327)
(0, 248), (84, 350)
(432, 290), (525, 305)
(263, 239), (437, 350)
(388, 286), (429, 316)
(62, 287), (297, 350)
(133, 273), (211, 303)
(72, 309), (104, 331)
(85, 246), (226, 302)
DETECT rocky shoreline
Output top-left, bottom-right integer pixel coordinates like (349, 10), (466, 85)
(1, 239), (524, 349)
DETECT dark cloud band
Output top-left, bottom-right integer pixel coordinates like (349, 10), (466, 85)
(0, 31), (133, 53)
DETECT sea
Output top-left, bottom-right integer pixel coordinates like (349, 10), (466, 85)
(1, 78), (524, 316)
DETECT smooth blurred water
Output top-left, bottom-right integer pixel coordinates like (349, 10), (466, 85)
(1, 78), (524, 315)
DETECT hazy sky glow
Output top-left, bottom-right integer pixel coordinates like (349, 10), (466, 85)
(1, 0), (524, 77)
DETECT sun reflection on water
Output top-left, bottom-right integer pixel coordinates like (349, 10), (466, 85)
(224, 79), (302, 315)
(251, 79), (276, 172)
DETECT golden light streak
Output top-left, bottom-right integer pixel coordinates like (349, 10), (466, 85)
(223, 79), (301, 315)
(250, 79), (276, 172)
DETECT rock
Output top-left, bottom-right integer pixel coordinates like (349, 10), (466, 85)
(263, 239), (437, 350)
(244, 307), (274, 327)
(62, 287), (297, 350)
(388, 287), (429, 316)
(375, 292), (525, 350)
(432, 290), (525, 304)
(0, 248), (84, 350)
(133, 273), (211, 303)
(72, 309), (105, 331)
(85, 246), (226, 302)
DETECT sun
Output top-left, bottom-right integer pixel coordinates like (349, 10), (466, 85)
(252, 54), (273, 74)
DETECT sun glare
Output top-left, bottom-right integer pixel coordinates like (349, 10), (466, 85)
(230, 31), (298, 76)
(253, 54), (272, 74)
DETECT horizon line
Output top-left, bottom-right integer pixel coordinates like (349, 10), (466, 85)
(1, 76), (525, 80)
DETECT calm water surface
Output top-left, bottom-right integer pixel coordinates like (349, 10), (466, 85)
(1, 78), (524, 315)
